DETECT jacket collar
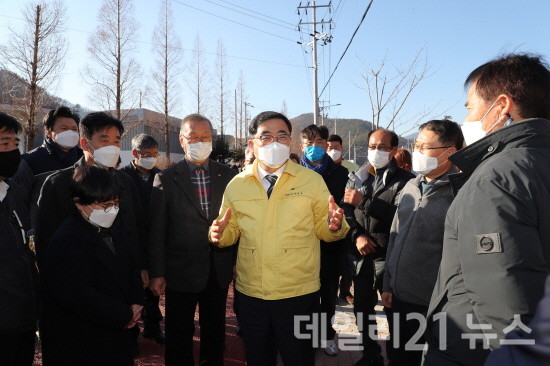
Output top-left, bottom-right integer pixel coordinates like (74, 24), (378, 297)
(247, 159), (300, 182)
(449, 118), (550, 193)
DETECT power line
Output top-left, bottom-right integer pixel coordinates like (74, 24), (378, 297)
(0, 14), (305, 69)
(209, 0), (297, 27)
(172, 0), (297, 43)
(319, 0), (374, 97)
(203, 0), (307, 34)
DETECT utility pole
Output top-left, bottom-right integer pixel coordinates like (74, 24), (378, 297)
(298, 1), (331, 125)
(234, 89), (238, 149)
(243, 102), (253, 140)
(348, 130), (351, 159)
(319, 101), (341, 126)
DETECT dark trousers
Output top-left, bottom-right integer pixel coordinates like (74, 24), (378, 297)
(142, 288), (163, 332)
(320, 242), (340, 342)
(165, 274), (228, 366)
(353, 257), (382, 357)
(390, 297), (428, 366)
(0, 331), (36, 366)
(236, 290), (319, 366)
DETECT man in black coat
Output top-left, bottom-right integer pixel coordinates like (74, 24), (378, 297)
(35, 112), (146, 268)
(300, 124), (349, 356)
(13, 106), (83, 226)
(343, 128), (414, 366)
(148, 114), (237, 366)
(119, 133), (164, 344)
(0, 113), (38, 366)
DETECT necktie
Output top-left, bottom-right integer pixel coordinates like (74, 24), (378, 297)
(266, 174), (278, 198)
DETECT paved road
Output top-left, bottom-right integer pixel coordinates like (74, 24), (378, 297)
(32, 284), (390, 365)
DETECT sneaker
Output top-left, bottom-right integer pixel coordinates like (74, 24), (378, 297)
(323, 340), (338, 356)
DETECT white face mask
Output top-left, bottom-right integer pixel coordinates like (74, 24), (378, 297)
(186, 142), (212, 162)
(138, 157), (157, 170)
(86, 205), (119, 228)
(412, 149), (450, 175)
(327, 149), (342, 161)
(257, 142), (290, 168)
(55, 130), (79, 149)
(461, 98), (513, 146)
(90, 145), (120, 168)
(368, 149), (391, 169)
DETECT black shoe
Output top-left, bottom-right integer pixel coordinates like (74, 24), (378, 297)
(352, 355), (384, 366)
(143, 330), (166, 344)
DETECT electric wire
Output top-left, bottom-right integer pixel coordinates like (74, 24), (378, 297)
(319, 0), (374, 97)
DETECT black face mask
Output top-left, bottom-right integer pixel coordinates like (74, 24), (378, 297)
(0, 149), (21, 178)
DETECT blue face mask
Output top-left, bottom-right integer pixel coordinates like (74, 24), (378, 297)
(304, 145), (325, 162)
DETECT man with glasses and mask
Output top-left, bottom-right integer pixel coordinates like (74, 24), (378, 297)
(423, 54), (550, 366)
(119, 133), (165, 344)
(148, 114), (237, 366)
(209, 111), (349, 366)
(380, 120), (463, 366)
(342, 128), (414, 366)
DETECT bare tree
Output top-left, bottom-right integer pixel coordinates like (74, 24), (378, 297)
(0, 0), (66, 150)
(359, 48), (430, 131)
(186, 34), (209, 115)
(214, 39), (230, 142)
(235, 70), (247, 144)
(150, 0), (182, 163)
(84, 0), (140, 121)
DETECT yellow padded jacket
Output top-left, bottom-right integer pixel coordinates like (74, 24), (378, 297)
(211, 160), (349, 300)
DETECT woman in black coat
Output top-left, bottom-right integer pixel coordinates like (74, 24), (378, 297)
(39, 165), (144, 366)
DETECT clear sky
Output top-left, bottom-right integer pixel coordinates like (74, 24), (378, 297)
(1, 0), (549, 136)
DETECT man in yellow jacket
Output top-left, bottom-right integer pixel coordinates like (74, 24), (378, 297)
(210, 111), (349, 366)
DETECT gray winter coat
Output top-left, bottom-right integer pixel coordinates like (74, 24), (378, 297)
(383, 168), (456, 307)
(424, 118), (550, 366)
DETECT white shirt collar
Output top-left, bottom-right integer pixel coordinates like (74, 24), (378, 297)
(0, 180), (9, 202)
(257, 163), (286, 192)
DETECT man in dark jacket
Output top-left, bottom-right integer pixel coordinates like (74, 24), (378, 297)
(423, 53), (550, 366)
(0, 112), (38, 366)
(381, 120), (463, 366)
(119, 133), (164, 344)
(13, 106), (83, 225)
(343, 128), (414, 366)
(148, 114), (237, 366)
(35, 112), (146, 270)
(300, 124), (349, 356)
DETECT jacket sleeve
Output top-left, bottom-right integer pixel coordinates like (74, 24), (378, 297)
(35, 173), (62, 263)
(459, 178), (548, 341)
(211, 190), (240, 248)
(122, 173), (148, 270)
(44, 236), (133, 330)
(383, 212), (399, 293)
(314, 177), (350, 242)
(147, 173), (169, 279)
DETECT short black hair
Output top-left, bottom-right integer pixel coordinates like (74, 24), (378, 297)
(466, 53), (550, 120)
(80, 112), (124, 140)
(418, 119), (464, 150)
(301, 124), (322, 141)
(0, 112), (22, 134)
(180, 113), (213, 133)
(71, 165), (119, 205)
(367, 128), (399, 147)
(249, 111), (292, 136)
(327, 134), (343, 145)
(43, 106), (80, 131)
(131, 133), (158, 150)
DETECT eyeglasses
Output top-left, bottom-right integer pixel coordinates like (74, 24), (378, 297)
(413, 144), (452, 153)
(181, 135), (213, 143)
(255, 134), (291, 144)
(90, 200), (120, 213)
(136, 151), (159, 158)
